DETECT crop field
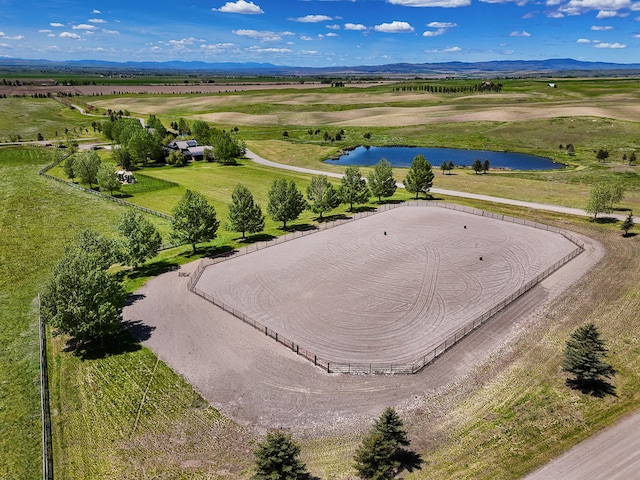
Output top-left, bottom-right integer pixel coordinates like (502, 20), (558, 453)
(2, 76), (640, 479)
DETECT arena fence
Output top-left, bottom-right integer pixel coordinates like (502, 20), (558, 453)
(188, 201), (584, 375)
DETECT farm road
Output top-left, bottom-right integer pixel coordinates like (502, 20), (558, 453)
(245, 149), (625, 220)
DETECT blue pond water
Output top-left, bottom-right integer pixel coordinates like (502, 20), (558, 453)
(325, 146), (564, 171)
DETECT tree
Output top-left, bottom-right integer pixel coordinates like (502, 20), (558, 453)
(267, 179), (307, 229)
(171, 190), (219, 254)
(607, 180), (626, 209)
(471, 158), (483, 174)
(482, 159), (490, 174)
(585, 183), (613, 220)
(596, 148), (610, 162)
(40, 233), (125, 345)
(167, 150), (187, 167)
(252, 431), (308, 480)
(562, 323), (616, 386)
(629, 152), (637, 165)
(403, 155), (434, 199)
(177, 117), (191, 135)
(97, 163), (121, 196)
(73, 150), (101, 188)
(117, 209), (163, 267)
(368, 159), (397, 202)
(111, 145), (132, 170)
(621, 211), (634, 236)
(340, 165), (370, 211)
(191, 119), (211, 145)
(227, 184), (265, 240)
(63, 155), (76, 183)
(353, 431), (397, 480)
(306, 175), (340, 220)
(373, 407), (410, 451)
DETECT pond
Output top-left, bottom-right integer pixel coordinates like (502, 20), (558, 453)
(325, 146), (564, 171)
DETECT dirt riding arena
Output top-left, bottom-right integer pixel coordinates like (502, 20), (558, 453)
(195, 205), (578, 370)
(124, 204), (600, 433)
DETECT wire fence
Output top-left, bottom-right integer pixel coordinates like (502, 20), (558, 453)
(188, 201), (585, 375)
(38, 294), (54, 479)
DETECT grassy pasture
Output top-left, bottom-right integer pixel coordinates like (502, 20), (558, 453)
(0, 97), (95, 142)
(3, 78), (640, 478)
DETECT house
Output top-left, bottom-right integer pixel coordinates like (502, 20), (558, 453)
(165, 139), (212, 161)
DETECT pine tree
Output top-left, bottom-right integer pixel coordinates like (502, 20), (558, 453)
(252, 431), (308, 480)
(562, 323), (616, 385)
(373, 407), (410, 450)
(227, 184), (265, 240)
(353, 432), (397, 480)
(621, 211), (634, 237)
(368, 158), (397, 203)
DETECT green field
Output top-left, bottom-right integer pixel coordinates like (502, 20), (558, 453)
(2, 79), (640, 479)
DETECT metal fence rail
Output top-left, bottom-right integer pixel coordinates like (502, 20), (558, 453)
(188, 202), (585, 375)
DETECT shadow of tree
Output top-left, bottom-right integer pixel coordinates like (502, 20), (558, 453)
(565, 378), (617, 398)
(127, 260), (179, 281)
(64, 321), (155, 361)
(316, 213), (351, 223)
(235, 233), (277, 244)
(348, 205), (377, 214)
(395, 448), (424, 474)
(593, 216), (619, 224)
(188, 244), (235, 259)
(281, 223), (317, 233)
(622, 232), (637, 238)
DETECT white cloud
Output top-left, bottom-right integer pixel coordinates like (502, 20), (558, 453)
(0, 33), (25, 40)
(344, 23), (367, 30)
(215, 0), (264, 14)
(427, 46), (462, 52)
(101, 29), (120, 35)
(59, 32), (81, 39)
(423, 28), (446, 36)
(291, 14), (333, 22)
(326, 32), (339, 37)
(387, 0), (471, 6)
(591, 25), (614, 29)
(558, 0), (632, 16)
(200, 42), (235, 51)
(510, 30), (532, 36)
(596, 9), (627, 17)
(593, 41), (626, 47)
(374, 21), (414, 33)
(167, 37), (202, 46)
(427, 21), (458, 27)
(248, 47), (292, 53)
(89, 18), (107, 24)
(92, 9), (101, 14)
(232, 29), (293, 41)
(38, 29), (52, 33)
(300, 35), (314, 40)
(50, 23), (64, 27)
(326, 24), (341, 30)
(73, 24), (96, 30)
(547, 11), (565, 17)
(577, 37), (592, 42)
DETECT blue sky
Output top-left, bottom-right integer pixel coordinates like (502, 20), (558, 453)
(0, 0), (638, 66)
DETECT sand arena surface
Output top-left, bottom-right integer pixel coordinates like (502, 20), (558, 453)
(195, 206), (578, 366)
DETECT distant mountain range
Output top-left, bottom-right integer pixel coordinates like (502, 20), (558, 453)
(2, 57), (640, 77)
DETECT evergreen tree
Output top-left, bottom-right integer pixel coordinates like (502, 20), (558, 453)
(621, 211), (634, 236)
(252, 431), (308, 480)
(562, 323), (616, 385)
(339, 165), (370, 211)
(403, 155), (434, 199)
(482, 159), (490, 174)
(227, 184), (265, 240)
(373, 407), (410, 450)
(117, 209), (163, 267)
(267, 179), (307, 229)
(368, 158), (397, 203)
(353, 431), (397, 480)
(471, 158), (483, 174)
(306, 175), (340, 219)
(171, 190), (219, 254)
